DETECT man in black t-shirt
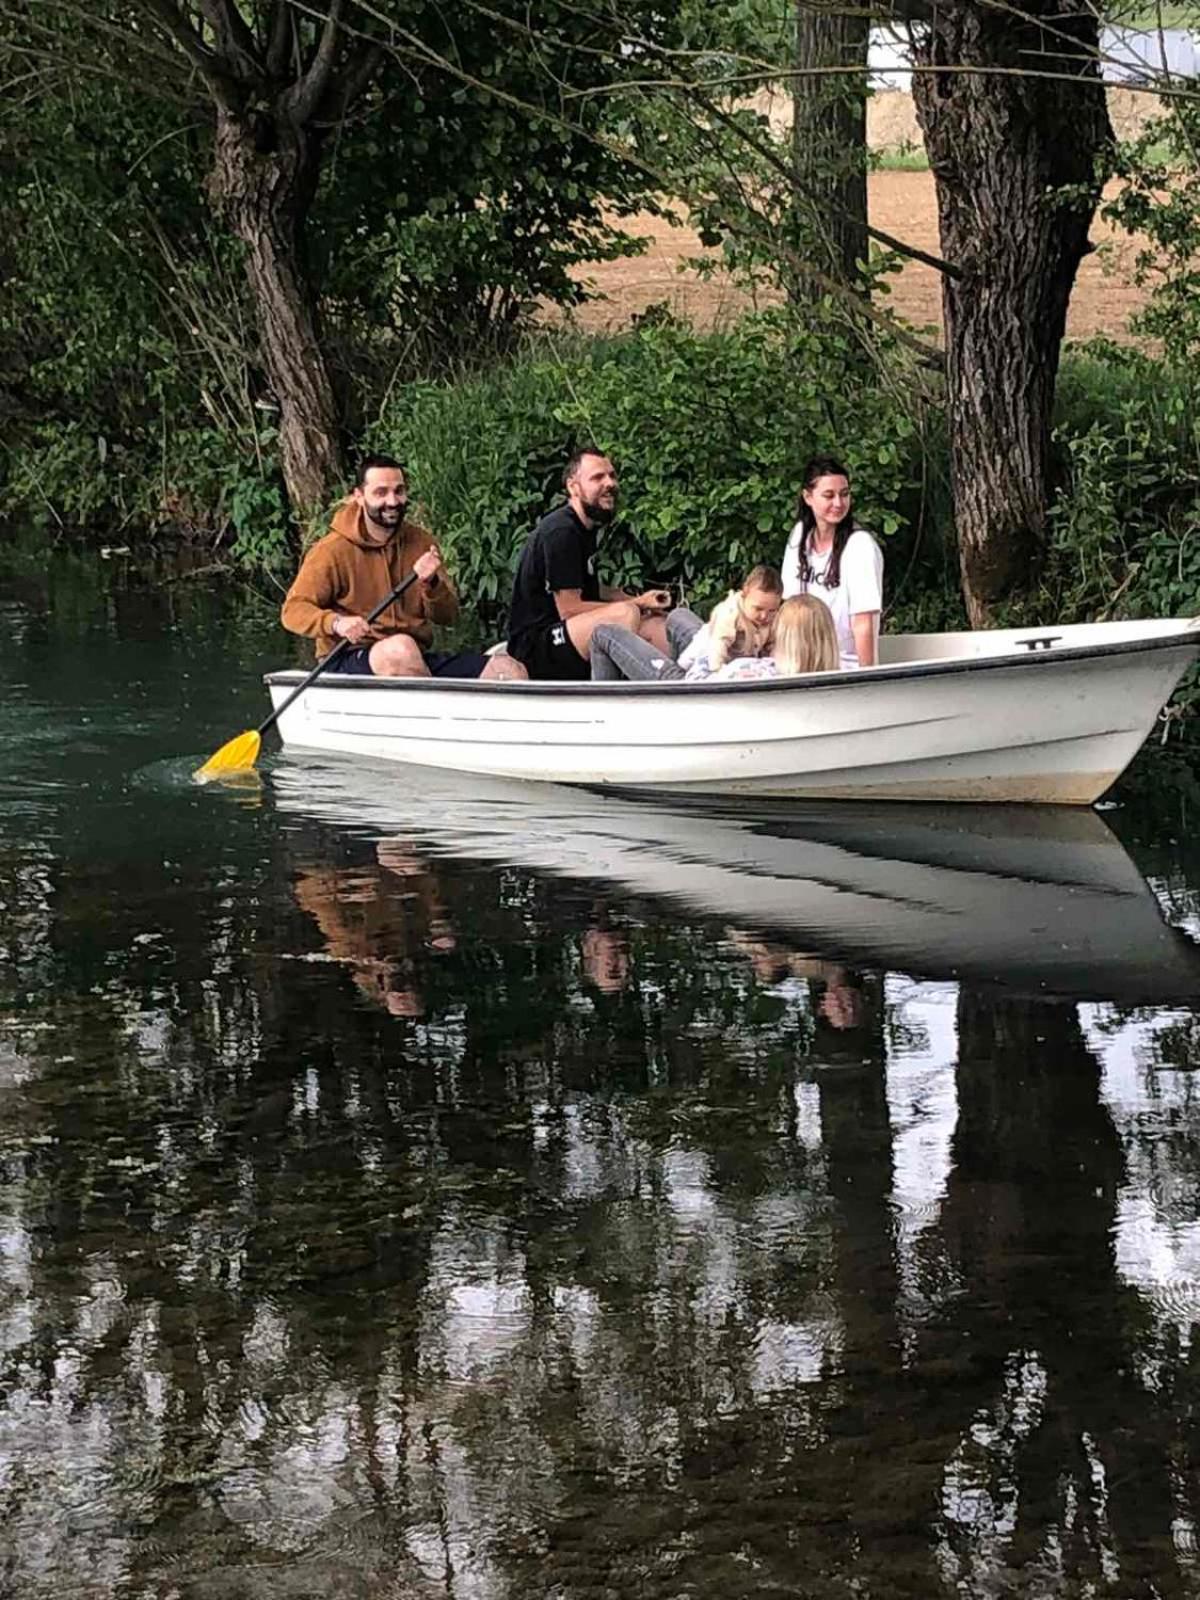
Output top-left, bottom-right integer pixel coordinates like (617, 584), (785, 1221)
(507, 447), (671, 680)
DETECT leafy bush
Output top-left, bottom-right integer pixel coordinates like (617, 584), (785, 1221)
(374, 312), (933, 627)
(1043, 342), (1200, 625)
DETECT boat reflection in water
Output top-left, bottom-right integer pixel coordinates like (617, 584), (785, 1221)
(270, 755), (1200, 1006)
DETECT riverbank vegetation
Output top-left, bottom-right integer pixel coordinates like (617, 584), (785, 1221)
(3, 2), (1200, 667)
(376, 323), (1200, 654)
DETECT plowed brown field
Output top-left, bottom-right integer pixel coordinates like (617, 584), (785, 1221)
(566, 172), (1149, 343)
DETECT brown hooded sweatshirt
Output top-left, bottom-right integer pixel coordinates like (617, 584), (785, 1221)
(281, 499), (461, 660)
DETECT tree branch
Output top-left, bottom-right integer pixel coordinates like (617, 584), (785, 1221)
(341, 0), (946, 365)
(433, 0), (961, 277)
(266, 0), (294, 81)
(286, 0), (345, 124)
(319, 37), (383, 119)
(692, 89), (963, 280)
(135, 0), (242, 111)
(0, 0), (189, 85)
(0, 38), (198, 110)
(193, 0), (263, 86)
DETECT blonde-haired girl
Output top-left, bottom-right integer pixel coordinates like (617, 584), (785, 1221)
(716, 595), (839, 682)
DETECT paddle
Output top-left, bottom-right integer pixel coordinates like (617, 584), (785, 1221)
(194, 570), (420, 781)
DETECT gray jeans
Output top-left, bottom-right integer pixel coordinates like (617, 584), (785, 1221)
(666, 606), (703, 658)
(588, 606), (705, 683)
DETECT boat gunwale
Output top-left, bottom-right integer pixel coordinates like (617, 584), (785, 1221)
(263, 621), (1200, 695)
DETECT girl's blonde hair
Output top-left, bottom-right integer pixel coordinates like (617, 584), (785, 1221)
(772, 595), (839, 675)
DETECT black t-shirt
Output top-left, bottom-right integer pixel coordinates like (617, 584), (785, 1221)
(507, 503), (601, 656)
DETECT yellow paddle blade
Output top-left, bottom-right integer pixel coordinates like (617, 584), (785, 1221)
(193, 729), (262, 782)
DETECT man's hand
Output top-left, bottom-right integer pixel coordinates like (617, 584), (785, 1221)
(332, 613), (371, 644)
(415, 546), (443, 584)
(635, 588), (671, 615)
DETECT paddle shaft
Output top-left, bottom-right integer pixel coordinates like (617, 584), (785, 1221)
(257, 570), (421, 738)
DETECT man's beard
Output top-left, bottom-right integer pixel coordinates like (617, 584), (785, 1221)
(365, 502), (406, 533)
(580, 493), (617, 526)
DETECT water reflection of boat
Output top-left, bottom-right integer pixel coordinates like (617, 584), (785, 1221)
(270, 757), (1200, 1005)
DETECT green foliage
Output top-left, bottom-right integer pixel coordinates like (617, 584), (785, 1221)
(0, 12), (294, 555)
(375, 350), (571, 609)
(313, 1), (673, 375)
(1105, 97), (1200, 364)
(374, 312), (931, 627)
(983, 340), (1200, 728)
(0, 0), (679, 543)
(1045, 342), (1200, 620)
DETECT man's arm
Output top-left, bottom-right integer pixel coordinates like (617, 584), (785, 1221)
(553, 588), (605, 621)
(554, 588), (670, 621)
(281, 541), (341, 642)
(414, 538), (460, 626)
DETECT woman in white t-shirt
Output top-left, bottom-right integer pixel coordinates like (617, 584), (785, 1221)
(781, 454), (883, 668)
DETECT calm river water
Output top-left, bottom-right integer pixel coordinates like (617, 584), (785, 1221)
(4, 547), (1200, 1599)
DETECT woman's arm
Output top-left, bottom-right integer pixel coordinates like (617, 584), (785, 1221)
(844, 530), (884, 667)
(851, 610), (879, 668)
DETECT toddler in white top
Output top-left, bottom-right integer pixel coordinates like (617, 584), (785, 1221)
(676, 564), (783, 680)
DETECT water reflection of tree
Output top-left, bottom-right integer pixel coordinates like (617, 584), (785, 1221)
(0, 841), (58, 1072)
(7, 823), (1200, 1596)
(931, 991), (1200, 1595)
(1, 849), (880, 1594)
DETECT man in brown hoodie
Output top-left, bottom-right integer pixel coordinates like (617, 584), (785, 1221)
(281, 454), (525, 679)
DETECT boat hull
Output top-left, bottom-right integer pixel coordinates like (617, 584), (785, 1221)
(266, 619), (1199, 804)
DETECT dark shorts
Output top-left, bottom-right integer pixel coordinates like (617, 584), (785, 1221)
(325, 645), (488, 679)
(509, 620), (588, 682)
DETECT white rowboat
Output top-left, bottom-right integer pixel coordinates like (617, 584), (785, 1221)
(265, 618), (1200, 805)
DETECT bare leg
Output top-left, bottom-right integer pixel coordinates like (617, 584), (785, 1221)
(369, 635), (430, 677)
(565, 599), (643, 661)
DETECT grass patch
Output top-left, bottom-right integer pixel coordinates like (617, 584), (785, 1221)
(1110, 5), (1198, 28)
(873, 145), (929, 172)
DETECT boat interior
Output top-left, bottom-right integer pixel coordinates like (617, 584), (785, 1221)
(879, 616), (1198, 665)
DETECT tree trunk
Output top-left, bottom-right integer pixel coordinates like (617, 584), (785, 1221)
(208, 108), (344, 520)
(909, 6), (1112, 625)
(791, 2), (869, 299)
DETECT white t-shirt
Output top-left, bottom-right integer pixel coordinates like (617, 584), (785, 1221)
(781, 524), (883, 668)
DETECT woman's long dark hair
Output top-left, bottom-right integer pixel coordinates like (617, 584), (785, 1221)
(793, 454), (855, 591)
